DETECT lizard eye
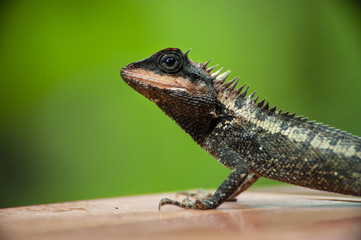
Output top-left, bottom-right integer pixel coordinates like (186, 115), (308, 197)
(164, 57), (176, 66)
(158, 53), (183, 73)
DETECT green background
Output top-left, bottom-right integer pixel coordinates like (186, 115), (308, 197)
(1, 0), (361, 208)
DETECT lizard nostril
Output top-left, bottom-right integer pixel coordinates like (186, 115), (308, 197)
(121, 64), (135, 76)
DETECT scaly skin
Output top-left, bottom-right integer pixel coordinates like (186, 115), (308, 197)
(120, 48), (361, 210)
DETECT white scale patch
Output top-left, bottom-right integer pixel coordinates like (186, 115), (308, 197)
(311, 134), (359, 158)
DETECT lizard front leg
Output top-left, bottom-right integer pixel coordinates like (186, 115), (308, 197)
(159, 147), (250, 210)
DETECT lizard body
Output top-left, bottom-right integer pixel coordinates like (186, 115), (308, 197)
(120, 48), (361, 209)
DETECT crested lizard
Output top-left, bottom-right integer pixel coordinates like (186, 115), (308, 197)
(120, 48), (361, 210)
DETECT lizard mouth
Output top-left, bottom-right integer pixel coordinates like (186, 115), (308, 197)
(121, 65), (192, 91)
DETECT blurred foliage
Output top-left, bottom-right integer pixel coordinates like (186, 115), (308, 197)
(1, 0), (361, 208)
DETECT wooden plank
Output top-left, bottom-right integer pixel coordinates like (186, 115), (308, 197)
(1, 186), (360, 240)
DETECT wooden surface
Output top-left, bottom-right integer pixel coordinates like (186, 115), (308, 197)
(1, 186), (361, 240)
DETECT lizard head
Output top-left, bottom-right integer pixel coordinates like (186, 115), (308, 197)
(120, 48), (247, 142)
(121, 48), (217, 104)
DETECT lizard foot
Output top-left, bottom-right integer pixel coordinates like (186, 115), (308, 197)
(176, 189), (237, 202)
(176, 188), (213, 200)
(159, 197), (211, 210)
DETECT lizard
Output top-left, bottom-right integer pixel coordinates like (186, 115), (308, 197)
(120, 48), (361, 210)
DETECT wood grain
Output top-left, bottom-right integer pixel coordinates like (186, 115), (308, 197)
(1, 186), (360, 240)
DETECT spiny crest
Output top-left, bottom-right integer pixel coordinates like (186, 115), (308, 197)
(198, 59), (308, 122)
(234, 83), (245, 95)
